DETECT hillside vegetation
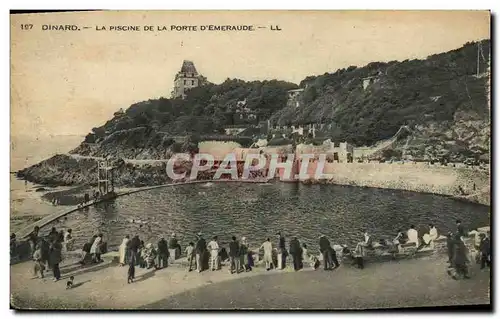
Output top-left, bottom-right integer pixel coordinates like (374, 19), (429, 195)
(271, 40), (490, 150)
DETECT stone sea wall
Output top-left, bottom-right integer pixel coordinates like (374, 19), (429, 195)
(200, 141), (490, 205)
(315, 162), (490, 206)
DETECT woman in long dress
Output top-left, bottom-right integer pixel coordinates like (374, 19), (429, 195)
(64, 229), (75, 252)
(90, 234), (102, 263)
(452, 234), (470, 279)
(119, 236), (130, 266)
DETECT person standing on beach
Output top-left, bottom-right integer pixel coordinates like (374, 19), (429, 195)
(118, 236), (130, 266)
(168, 233), (181, 255)
(129, 235), (141, 265)
(277, 232), (287, 270)
(185, 242), (195, 271)
(446, 231), (454, 264)
(80, 236), (95, 265)
(228, 236), (240, 274)
(48, 238), (62, 282)
(479, 233), (491, 270)
(157, 237), (169, 269)
(90, 234), (103, 263)
(195, 232), (206, 273)
(207, 236), (220, 271)
(260, 238), (274, 271)
(64, 229), (74, 252)
(28, 226), (40, 256)
(319, 235), (333, 270)
(452, 234), (469, 279)
(289, 236), (303, 271)
(32, 244), (45, 278)
(240, 237), (253, 272)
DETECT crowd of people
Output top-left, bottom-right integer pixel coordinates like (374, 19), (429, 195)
(11, 218), (491, 284)
(117, 230), (350, 284)
(10, 225), (109, 282)
(18, 226), (76, 281)
(352, 219), (492, 280)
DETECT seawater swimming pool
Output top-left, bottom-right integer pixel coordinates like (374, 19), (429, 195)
(41, 182), (490, 252)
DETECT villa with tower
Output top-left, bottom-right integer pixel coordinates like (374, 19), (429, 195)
(171, 60), (204, 99)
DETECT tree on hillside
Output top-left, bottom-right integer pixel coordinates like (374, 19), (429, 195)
(382, 149), (402, 161)
(182, 134), (200, 156)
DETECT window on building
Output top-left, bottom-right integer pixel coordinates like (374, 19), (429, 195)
(191, 80), (194, 85)
(184, 80), (186, 85)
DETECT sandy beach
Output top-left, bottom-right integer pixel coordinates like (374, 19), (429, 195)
(10, 253), (490, 310)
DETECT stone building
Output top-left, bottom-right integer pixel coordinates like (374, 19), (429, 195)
(362, 76), (380, 90)
(296, 141), (354, 163)
(287, 88), (304, 108)
(234, 98), (257, 122)
(361, 71), (383, 90)
(172, 60), (202, 99)
(330, 141), (354, 163)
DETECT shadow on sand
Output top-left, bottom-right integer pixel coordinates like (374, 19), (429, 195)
(60, 261), (116, 280)
(133, 269), (156, 283)
(70, 279), (91, 289)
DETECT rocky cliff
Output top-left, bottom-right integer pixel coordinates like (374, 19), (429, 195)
(16, 154), (182, 187)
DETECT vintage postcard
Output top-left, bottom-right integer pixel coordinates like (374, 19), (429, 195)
(10, 10), (491, 310)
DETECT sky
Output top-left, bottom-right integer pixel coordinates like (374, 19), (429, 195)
(10, 10), (490, 138)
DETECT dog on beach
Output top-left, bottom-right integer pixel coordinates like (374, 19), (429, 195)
(66, 276), (74, 289)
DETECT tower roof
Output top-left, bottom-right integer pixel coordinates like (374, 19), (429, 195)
(180, 60), (198, 75)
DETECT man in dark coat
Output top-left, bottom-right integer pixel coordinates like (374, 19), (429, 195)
(195, 232), (206, 273)
(277, 232), (287, 270)
(48, 227), (59, 244)
(446, 232), (454, 264)
(48, 239), (62, 281)
(28, 226), (40, 256)
(289, 237), (303, 271)
(157, 237), (170, 269)
(319, 235), (333, 270)
(228, 236), (240, 274)
(479, 233), (491, 269)
(129, 235), (141, 265)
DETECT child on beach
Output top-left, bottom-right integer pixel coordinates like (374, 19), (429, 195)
(32, 244), (45, 278)
(185, 242), (195, 271)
